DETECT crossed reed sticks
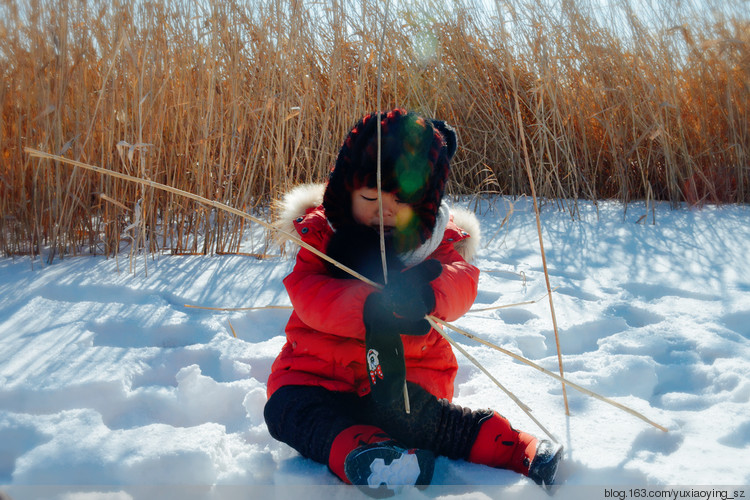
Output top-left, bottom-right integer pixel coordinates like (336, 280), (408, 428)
(25, 147), (668, 438)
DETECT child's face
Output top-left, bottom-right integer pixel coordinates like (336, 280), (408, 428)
(351, 187), (413, 234)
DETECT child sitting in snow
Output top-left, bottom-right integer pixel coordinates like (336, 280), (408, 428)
(264, 108), (562, 496)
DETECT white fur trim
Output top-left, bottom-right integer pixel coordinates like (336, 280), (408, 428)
(272, 183), (325, 245)
(451, 206), (481, 263)
(277, 183), (326, 221)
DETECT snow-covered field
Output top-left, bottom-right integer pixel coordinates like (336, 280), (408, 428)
(1, 198), (749, 500)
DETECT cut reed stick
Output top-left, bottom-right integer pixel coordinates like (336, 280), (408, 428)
(468, 288), (557, 313)
(427, 316), (559, 443)
(25, 148), (380, 289)
(512, 85), (570, 416)
(469, 300), (536, 313)
(185, 304), (293, 312)
(214, 251), (281, 259)
(376, 4), (390, 288)
(429, 315), (668, 433)
(374, 0), (408, 415)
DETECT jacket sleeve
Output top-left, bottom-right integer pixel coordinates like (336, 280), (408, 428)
(428, 242), (480, 322)
(283, 245), (376, 339)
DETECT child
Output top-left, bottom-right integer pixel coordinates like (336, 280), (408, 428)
(264, 109), (562, 496)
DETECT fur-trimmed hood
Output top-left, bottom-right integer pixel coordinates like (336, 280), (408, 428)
(275, 183), (481, 263)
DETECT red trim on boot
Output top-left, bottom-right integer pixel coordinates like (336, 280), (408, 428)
(328, 425), (390, 484)
(468, 412), (538, 475)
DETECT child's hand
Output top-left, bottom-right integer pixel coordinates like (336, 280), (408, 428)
(382, 259), (442, 322)
(363, 292), (431, 337)
(361, 259), (442, 337)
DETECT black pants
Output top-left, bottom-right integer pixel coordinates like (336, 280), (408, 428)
(264, 382), (492, 466)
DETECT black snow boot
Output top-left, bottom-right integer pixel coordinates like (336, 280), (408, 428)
(344, 440), (435, 498)
(527, 440), (564, 488)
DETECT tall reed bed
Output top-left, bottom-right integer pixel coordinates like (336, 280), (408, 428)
(1, 0), (748, 260)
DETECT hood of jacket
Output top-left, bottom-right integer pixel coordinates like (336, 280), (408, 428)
(274, 183), (481, 263)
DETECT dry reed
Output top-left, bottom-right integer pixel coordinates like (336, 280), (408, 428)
(2, 0), (748, 259)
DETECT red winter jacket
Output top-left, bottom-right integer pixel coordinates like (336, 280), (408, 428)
(266, 185), (480, 402)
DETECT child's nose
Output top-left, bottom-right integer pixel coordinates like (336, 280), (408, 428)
(380, 197), (397, 217)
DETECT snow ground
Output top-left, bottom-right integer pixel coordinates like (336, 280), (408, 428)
(1, 198), (749, 500)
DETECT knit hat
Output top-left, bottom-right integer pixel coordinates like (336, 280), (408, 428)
(323, 108), (457, 252)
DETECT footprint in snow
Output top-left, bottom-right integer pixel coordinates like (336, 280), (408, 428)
(722, 310), (750, 338)
(718, 420), (750, 448)
(622, 283), (720, 302)
(556, 286), (599, 302)
(0, 424), (49, 482)
(88, 319), (212, 349)
(607, 304), (665, 328)
(496, 308), (539, 325)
